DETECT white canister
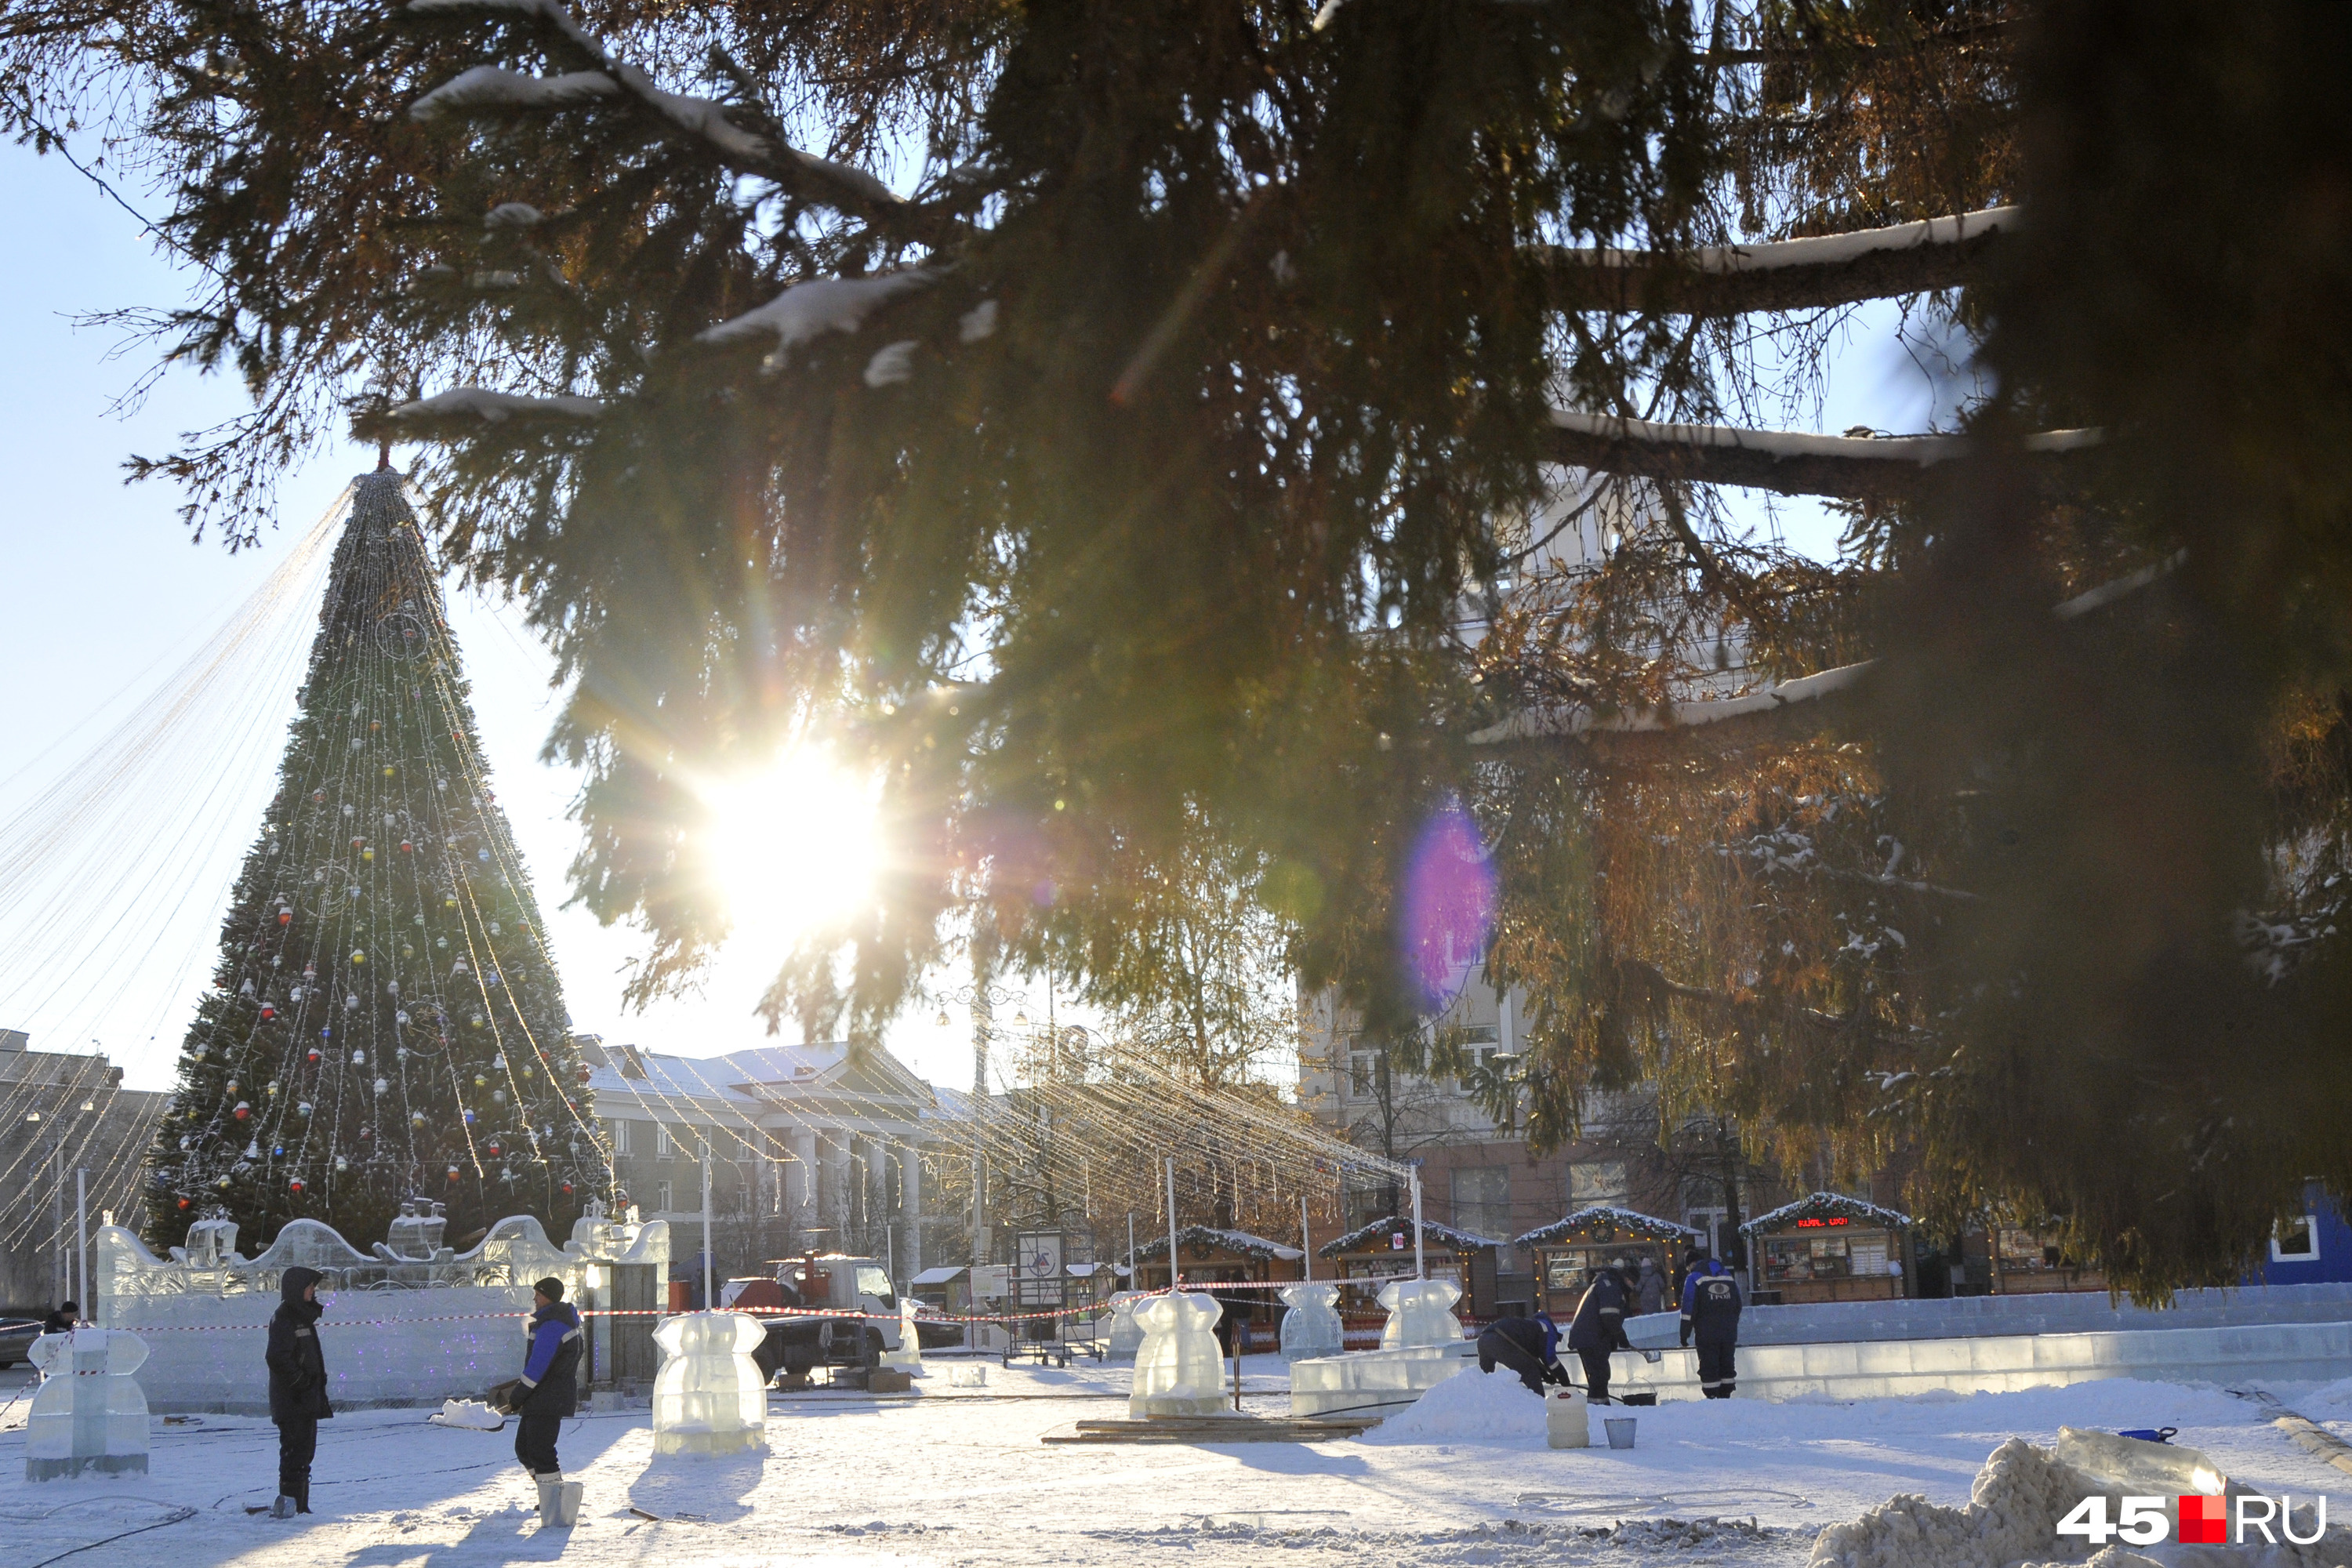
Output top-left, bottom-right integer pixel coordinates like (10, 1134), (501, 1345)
(1545, 1386), (1590, 1449)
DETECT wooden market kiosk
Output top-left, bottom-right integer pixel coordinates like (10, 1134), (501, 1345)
(1317, 1215), (1504, 1325)
(1742, 1192), (1912, 1303)
(1127, 1225), (1304, 1350)
(1514, 1206), (1700, 1318)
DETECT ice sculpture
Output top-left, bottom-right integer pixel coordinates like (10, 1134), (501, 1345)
(1377, 1278), (1464, 1350)
(1278, 1283), (1345, 1362)
(1104, 1291), (1147, 1359)
(878, 1298), (924, 1372)
(650, 1311), (770, 1456)
(1128, 1291), (1232, 1418)
(25, 1328), (151, 1480)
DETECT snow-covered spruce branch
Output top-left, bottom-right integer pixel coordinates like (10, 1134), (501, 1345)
(1544, 410), (2102, 502)
(404, 0), (906, 224)
(1536, 207), (2016, 316)
(383, 388), (607, 424)
(1473, 556), (2181, 757)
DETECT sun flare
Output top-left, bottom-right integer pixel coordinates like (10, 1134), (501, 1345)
(700, 746), (884, 952)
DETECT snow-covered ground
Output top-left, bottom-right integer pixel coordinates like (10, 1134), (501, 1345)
(5, 1355), (2348, 1567)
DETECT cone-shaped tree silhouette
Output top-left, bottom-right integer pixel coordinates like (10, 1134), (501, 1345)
(143, 470), (603, 1251)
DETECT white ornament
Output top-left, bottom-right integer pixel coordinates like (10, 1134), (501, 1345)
(350, 1050), (366, 1066)
(372, 1077), (388, 1094)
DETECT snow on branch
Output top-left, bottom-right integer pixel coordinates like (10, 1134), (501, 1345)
(1474, 556), (2172, 759)
(700, 269), (939, 368)
(1538, 207), (2017, 315)
(404, 0), (902, 216)
(409, 65), (619, 119)
(387, 388), (606, 423)
(1544, 409), (2101, 502)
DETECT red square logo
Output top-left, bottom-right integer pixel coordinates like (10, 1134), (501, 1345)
(2179, 1494), (2227, 1544)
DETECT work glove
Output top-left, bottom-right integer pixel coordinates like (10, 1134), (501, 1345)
(1678, 1323), (1691, 1348)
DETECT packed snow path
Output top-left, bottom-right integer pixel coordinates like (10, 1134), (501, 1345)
(5, 1357), (2350, 1566)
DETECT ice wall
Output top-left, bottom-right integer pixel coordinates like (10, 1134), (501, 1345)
(91, 1207), (668, 1414)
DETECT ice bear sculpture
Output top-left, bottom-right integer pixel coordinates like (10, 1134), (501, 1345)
(25, 1328), (151, 1480)
(1128, 1291), (1231, 1418)
(1278, 1282), (1345, 1362)
(650, 1311), (768, 1456)
(1377, 1277), (1464, 1350)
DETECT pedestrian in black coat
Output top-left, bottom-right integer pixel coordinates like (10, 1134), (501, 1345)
(41, 1301), (78, 1335)
(1563, 1264), (1635, 1403)
(264, 1265), (332, 1516)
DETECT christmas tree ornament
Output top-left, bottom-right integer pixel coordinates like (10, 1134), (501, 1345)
(344, 995), (359, 1012)
(240, 978), (256, 996)
(470, 1015), (485, 1029)
(443, 895), (457, 909)
(191, 1044), (207, 1059)
(485, 1140), (501, 1156)
(178, 1197), (191, 1210)
(335, 1156), (349, 1172)
(477, 848), (491, 862)
(362, 847), (375, 861)
(351, 949), (366, 964)
(278, 911), (292, 925)
(245, 1141), (260, 1160)
(298, 1102), (313, 1117)
(303, 964), (318, 980)
(491, 1055), (505, 1069)
(394, 1010), (409, 1025)
(226, 1080), (240, 1094)
(492, 1089), (507, 1105)
(272, 1145), (285, 1157)
(401, 841), (413, 854)
(312, 791), (324, 803)
(216, 1177), (231, 1190)
(437, 937), (449, 949)
(290, 1176), (304, 1192)
(266, 1081), (280, 1096)
(350, 837), (364, 850)
(411, 1111), (426, 1125)
(387, 981), (400, 996)
(463, 1109), (477, 1125)
(372, 1078), (388, 1094)
(350, 1050), (365, 1065)
(473, 1074), (488, 1087)
(371, 720), (382, 731)
(289, 986), (304, 1002)
(307, 1047), (321, 1064)
(260, 1005), (276, 1022)
(488, 921), (501, 935)
(321, 1026), (333, 1039)
(452, 958), (469, 975)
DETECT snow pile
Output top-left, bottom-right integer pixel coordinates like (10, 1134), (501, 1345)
(427, 1399), (503, 1431)
(699, 270), (938, 368)
(1361, 1367), (1546, 1446)
(1809, 1435), (2343, 1568)
(409, 66), (618, 120)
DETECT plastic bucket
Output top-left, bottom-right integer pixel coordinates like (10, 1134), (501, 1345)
(1604, 1417), (1637, 1450)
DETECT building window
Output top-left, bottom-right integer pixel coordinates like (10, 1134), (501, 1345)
(1450, 1025), (1501, 1092)
(1569, 1160), (1628, 1209)
(655, 1123), (679, 1160)
(1451, 1165), (1512, 1240)
(608, 1119), (634, 1156)
(1348, 1051), (1378, 1098)
(2274, 1215), (2321, 1262)
(655, 1181), (673, 1213)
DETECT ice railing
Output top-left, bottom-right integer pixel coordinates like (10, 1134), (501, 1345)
(93, 1199), (669, 1308)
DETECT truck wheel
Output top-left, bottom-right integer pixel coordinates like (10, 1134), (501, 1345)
(863, 1329), (885, 1368)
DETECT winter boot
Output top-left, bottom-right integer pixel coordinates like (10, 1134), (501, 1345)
(535, 1474), (561, 1526)
(296, 1482), (313, 1515)
(558, 1480), (583, 1526)
(269, 1495), (297, 1520)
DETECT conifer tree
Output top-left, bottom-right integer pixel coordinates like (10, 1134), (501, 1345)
(145, 469), (599, 1251)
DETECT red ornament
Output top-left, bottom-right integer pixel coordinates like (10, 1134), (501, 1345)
(446, 1164), (461, 1181)
(486, 1141), (502, 1156)
(177, 1198), (191, 1210)
(401, 840), (414, 854)
(262, 1006), (277, 1022)
(561, 1182), (573, 1195)
(289, 1178), (304, 1192)
(307, 1047), (321, 1064)
(234, 1102), (252, 1120)
(576, 1065), (592, 1084)
(278, 912), (292, 926)
(351, 837), (364, 850)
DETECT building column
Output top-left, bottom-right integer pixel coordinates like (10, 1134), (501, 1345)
(825, 1133), (853, 1240)
(902, 1149), (923, 1283)
(789, 1130), (818, 1231)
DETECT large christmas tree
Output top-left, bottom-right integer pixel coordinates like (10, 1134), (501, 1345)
(146, 467), (600, 1252)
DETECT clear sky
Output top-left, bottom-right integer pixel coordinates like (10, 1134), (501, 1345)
(0, 136), (1954, 1097)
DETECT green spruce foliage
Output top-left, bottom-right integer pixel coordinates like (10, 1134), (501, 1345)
(147, 472), (597, 1252)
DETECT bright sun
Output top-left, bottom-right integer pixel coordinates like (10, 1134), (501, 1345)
(700, 746), (884, 952)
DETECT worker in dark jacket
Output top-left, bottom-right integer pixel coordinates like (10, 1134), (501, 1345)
(41, 1301), (78, 1335)
(265, 1265), (332, 1517)
(513, 1276), (583, 1527)
(1679, 1256), (1743, 1398)
(1565, 1262), (1635, 1403)
(1475, 1312), (1570, 1396)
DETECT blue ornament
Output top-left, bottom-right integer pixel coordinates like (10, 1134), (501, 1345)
(321, 1027), (333, 1039)
(271, 1145), (285, 1157)
(463, 1110), (476, 1125)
